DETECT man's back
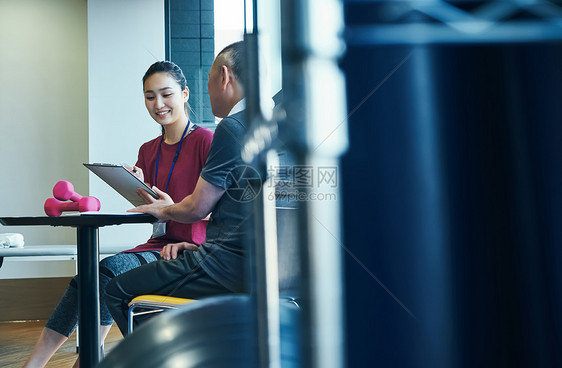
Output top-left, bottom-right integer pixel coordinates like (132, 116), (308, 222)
(196, 110), (257, 293)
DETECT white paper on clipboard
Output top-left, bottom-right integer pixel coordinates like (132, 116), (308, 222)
(84, 163), (159, 207)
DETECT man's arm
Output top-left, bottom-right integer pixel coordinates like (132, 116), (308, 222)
(129, 176), (225, 223)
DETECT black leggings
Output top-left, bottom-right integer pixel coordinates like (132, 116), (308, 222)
(46, 251), (160, 337)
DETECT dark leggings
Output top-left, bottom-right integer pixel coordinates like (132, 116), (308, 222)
(45, 251), (161, 337)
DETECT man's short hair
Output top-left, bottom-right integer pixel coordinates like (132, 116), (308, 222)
(216, 41), (246, 85)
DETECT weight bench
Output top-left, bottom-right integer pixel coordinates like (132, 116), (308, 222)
(0, 245), (77, 268)
(0, 244), (134, 268)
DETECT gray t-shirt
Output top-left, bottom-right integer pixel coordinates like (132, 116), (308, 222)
(195, 110), (259, 292)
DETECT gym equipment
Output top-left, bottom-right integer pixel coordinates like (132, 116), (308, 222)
(53, 180), (86, 202)
(98, 295), (300, 368)
(44, 196), (101, 217)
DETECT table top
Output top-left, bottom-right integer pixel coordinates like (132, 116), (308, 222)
(0, 213), (157, 227)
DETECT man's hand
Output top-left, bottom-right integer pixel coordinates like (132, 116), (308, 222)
(128, 177), (225, 224)
(127, 186), (174, 220)
(160, 242), (199, 260)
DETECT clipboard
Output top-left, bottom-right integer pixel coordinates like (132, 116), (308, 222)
(84, 163), (159, 207)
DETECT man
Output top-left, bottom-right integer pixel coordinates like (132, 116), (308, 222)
(105, 41), (255, 334)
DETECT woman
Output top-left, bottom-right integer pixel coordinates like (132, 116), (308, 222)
(23, 61), (214, 368)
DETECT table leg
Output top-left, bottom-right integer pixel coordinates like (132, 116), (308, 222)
(77, 226), (101, 367)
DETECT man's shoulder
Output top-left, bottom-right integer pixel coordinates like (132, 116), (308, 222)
(223, 110), (246, 125)
(229, 110), (246, 119)
(216, 110), (246, 134)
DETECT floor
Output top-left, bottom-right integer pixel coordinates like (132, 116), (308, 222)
(0, 320), (123, 368)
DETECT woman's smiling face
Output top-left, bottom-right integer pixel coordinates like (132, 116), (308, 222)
(143, 72), (188, 127)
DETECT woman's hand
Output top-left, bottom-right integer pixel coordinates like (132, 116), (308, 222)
(160, 242), (199, 260)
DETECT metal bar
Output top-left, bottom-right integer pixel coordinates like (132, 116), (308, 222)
(250, 165), (280, 368)
(77, 226), (101, 368)
(245, 28), (278, 367)
(346, 22), (562, 46)
(164, 0), (171, 61)
(280, 0), (347, 367)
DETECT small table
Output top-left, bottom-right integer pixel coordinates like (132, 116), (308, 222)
(0, 213), (156, 368)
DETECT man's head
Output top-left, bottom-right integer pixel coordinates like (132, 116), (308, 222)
(208, 41), (246, 118)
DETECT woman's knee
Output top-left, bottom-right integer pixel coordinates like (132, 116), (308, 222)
(99, 254), (122, 276)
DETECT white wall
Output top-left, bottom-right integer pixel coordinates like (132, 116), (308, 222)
(214, 0), (282, 100)
(0, 0), (88, 245)
(88, 0), (165, 246)
(256, 0), (282, 97)
(214, 0), (245, 53)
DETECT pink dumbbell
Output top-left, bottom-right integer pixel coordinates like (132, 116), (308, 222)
(44, 197), (101, 217)
(53, 180), (85, 202)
